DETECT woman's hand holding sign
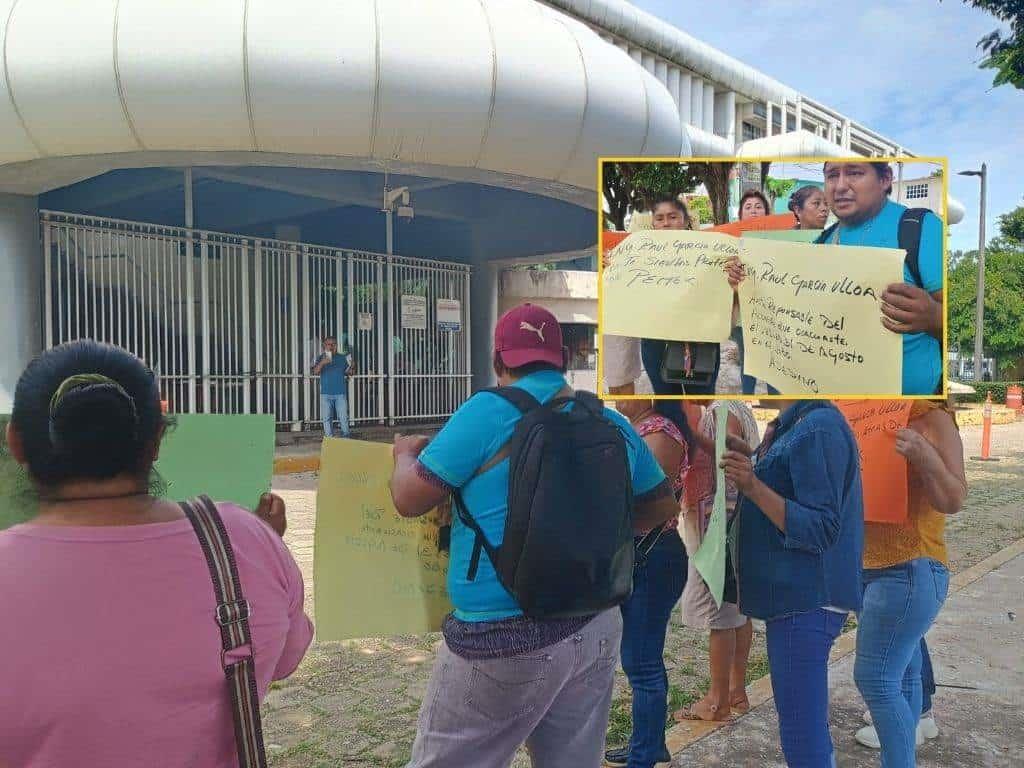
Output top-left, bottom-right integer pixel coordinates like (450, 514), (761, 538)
(725, 253), (747, 290)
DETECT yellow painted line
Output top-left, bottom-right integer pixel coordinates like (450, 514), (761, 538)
(665, 535), (1024, 755)
(273, 455), (321, 475)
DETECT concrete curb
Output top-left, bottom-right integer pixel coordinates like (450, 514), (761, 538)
(273, 454), (321, 475)
(663, 536), (1024, 757)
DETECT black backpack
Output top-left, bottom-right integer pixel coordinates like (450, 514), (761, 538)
(452, 387), (635, 620)
(815, 207), (930, 288)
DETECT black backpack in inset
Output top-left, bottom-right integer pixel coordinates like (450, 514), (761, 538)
(452, 387), (635, 620)
(815, 207), (930, 288)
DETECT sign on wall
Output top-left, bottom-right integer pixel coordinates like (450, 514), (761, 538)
(400, 295), (427, 330)
(358, 312), (374, 332)
(437, 298), (462, 332)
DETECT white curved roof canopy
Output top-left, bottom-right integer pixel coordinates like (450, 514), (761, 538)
(737, 131), (859, 159)
(0, 0), (688, 197)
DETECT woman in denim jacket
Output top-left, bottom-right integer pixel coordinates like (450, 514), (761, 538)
(722, 399), (864, 767)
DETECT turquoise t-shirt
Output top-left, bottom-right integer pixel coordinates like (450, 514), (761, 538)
(418, 370), (666, 622)
(824, 200), (943, 395)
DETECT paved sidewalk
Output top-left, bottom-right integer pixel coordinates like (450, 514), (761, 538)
(670, 548), (1024, 767)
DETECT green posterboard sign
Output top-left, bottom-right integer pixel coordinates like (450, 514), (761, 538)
(0, 415), (36, 530)
(156, 414), (276, 512)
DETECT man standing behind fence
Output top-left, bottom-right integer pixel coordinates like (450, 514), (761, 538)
(312, 335), (354, 438)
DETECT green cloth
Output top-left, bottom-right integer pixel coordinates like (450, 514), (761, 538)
(691, 406), (730, 607)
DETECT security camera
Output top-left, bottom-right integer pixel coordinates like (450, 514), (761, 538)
(397, 205), (414, 220)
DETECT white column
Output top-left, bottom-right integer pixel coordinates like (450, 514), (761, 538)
(828, 121), (837, 144)
(0, 193), (41, 412)
(843, 119), (851, 149)
(780, 100), (788, 134)
(795, 97), (803, 132)
(702, 83), (715, 133)
(678, 72), (692, 125)
(469, 260), (499, 392)
(641, 52), (656, 75)
(766, 101), (773, 137)
(628, 46), (642, 65)
(714, 91), (736, 144)
(666, 66), (681, 116)
(690, 77), (704, 131)
(655, 60), (668, 85)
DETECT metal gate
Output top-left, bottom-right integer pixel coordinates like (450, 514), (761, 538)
(41, 211), (472, 427)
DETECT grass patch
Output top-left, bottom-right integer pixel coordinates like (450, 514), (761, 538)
(0, 415), (36, 530)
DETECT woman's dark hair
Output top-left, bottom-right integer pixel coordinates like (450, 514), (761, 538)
(738, 189), (770, 219)
(653, 400), (695, 454)
(788, 185), (820, 216)
(650, 195), (694, 229)
(11, 341), (165, 487)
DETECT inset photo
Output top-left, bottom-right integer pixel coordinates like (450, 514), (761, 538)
(599, 157), (951, 398)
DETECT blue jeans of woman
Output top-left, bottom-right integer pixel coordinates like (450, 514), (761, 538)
(619, 531), (687, 768)
(766, 608), (847, 767)
(855, 558), (949, 768)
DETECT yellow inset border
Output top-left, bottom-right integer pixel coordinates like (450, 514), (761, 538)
(596, 155), (950, 402)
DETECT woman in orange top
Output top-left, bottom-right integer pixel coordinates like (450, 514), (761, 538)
(853, 401), (966, 768)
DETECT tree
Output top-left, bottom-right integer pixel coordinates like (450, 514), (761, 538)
(997, 198), (1024, 242)
(954, 0), (1024, 90)
(764, 177), (798, 208)
(947, 206), (1024, 375)
(601, 162), (702, 230)
(685, 195), (713, 228)
(689, 162), (734, 225)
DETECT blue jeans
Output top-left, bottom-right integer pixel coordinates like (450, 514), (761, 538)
(321, 393), (350, 438)
(766, 608), (846, 767)
(855, 558), (949, 768)
(732, 326), (780, 396)
(640, 338), (719, 396)
(619, 531), (687, 768)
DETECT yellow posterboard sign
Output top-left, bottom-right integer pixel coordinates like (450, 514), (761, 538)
(314, 438), (452, 640)
(601, 230), (736, 342)
(737, 239), (904, 395)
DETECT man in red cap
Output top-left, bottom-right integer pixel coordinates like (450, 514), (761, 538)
(389, 303), (678, 768)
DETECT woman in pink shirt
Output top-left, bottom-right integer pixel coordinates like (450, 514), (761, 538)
(0, 341), (313, 768)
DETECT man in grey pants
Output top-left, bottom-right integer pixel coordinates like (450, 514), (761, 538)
(389, 304), (679, 767)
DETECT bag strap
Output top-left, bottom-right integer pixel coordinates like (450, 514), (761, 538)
(180, 496), (268, 768)
(452, 489), (501, 581)
(814, 221), (840, 245)
(898, 207), (929, 289)
(481, 386), (542, 414)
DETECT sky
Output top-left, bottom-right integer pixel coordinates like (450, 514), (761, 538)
(632, 0), (1023, 252)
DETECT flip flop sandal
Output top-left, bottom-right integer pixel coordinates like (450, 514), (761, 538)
(671, 708), (729, 724)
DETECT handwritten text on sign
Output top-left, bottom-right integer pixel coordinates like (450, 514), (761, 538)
(738, 239), (904, 395)
(601, 230), (736, 343)
(836, 400), (914, 524)
(314, 438), (451, 640)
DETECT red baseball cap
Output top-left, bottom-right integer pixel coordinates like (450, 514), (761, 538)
(494, 303), (564, 369)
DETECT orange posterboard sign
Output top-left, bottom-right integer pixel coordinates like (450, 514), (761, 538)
(836, 400), (914, 524)
(709, 212), (798, 236)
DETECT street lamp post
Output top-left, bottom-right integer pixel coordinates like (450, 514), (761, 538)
(958, 164), (987, 381)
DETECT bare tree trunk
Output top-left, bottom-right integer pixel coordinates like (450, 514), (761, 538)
(692, 162), (733, 225)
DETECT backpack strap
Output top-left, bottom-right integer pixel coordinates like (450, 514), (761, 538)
(813, 221), (840, 245)
(481, 386), (541, 414)
(451, 489), (501, 581)
(899, 207), (929, 289)
(180, 496), (268, 768)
